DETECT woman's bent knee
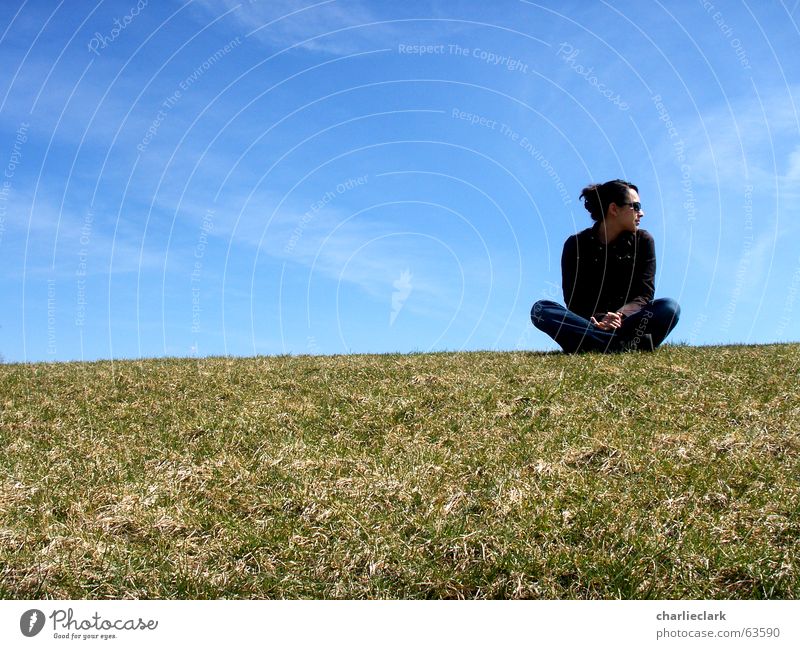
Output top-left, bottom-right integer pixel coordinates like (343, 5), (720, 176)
(654, 298), (680, 321)
(531, 300), (558, 326)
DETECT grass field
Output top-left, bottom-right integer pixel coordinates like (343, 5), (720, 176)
(1, 344), (798, 599)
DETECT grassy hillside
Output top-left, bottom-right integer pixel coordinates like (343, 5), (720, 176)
(1, 344), (798, 599)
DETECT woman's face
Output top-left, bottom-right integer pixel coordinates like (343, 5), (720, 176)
(616, 188), (643, 232)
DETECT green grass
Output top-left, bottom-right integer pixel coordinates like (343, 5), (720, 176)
(1, 344), (798, 599)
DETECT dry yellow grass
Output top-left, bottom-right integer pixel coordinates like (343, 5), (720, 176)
(1, 344), (798, 598)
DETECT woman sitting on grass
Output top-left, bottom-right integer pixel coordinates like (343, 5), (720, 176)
(531, 179), (680, 353)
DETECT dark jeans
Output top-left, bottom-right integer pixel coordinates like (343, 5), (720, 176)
(531, 298), (680, 353)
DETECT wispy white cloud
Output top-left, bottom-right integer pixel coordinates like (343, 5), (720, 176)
(192, 0), (385, 55)
(2, 190), (165, 279)
(268, 207), (446, 296)
(190, 0), (483, 56)
(673, 85), (800, 188)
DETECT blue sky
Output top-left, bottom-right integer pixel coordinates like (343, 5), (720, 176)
(1, 0), (799, 362)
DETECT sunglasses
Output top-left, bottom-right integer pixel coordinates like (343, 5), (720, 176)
(619, 201), (642, 212)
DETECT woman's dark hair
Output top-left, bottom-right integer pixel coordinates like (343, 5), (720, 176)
(579, 179), (638, 222)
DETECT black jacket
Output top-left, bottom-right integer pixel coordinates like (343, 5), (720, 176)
(561, 226), (656, 320)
